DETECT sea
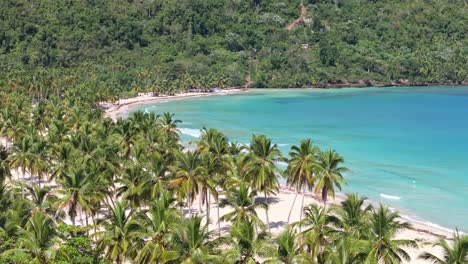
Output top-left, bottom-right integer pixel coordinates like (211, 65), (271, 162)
(135, 87), (468, 232)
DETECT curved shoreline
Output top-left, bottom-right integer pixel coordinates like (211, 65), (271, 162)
(101, 88), (249, 120)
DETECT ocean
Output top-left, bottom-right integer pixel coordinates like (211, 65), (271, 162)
(136, 87), (468, 231)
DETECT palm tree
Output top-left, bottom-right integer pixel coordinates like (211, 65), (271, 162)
(97, 201), (142, 264)
(7, 136), (34, 181)
(131, 191), (180, 264)
(267, 226), (314, 264)
(243, 134), (282, 232)
(314, 149), (349, 207)
(419, 230), (468, 264)
(224, 220), (276, 264)
(6, 213), (60, 264)
(296, 203), (336, 261)
(197, 128), (233, 234)
(332, 193), (373, 239)
(49, 142), (75, 182)
(55, 168), (93, 226)
(26, 185), (59, 217)
(170, 215), (222, 263)
(286, 139), (319, 224)
(220, 181), (267, 229)
(0, 146), (10, 183)
(157, 112), (181, 139)
(323, 237), (368, 264)
(363, 205), (417, 264)
(169, 150), (206, 216)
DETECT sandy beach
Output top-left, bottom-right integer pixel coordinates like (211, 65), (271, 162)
(101, 88), (249, 120)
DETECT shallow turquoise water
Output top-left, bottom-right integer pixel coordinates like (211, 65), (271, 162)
(137, 87), (468, 231)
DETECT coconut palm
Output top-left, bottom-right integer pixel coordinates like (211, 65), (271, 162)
(170, 215), (222, 263)
(266, 226), (314, 264)
(224, 220), (276, 264)
(296, 203), (336, 261)
(157, 112), (181, 139)
(97, 201), (142, 264)
(0, 146), (10, 183)
(419, 230), (468, 264)
(363, 205), (417, 264)
(286, 139), (319, 224)
(243, 134), (282, 232)
(7, 136), (34, 181)
(6, 213), (61, 264)
(197, 128), (233, 234)
(131, 190), (180, 264)
(220, 181), (267, 229)
(55, 168), (94, 226)
(332, 193), (373, 239)
(26, 185), (59, 217)
(169, 150), (207, 216)
(314, 149), (349, 207)
(323, 237), (368, 264)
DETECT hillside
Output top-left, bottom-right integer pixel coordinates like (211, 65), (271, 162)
(0, 0), (467, 100)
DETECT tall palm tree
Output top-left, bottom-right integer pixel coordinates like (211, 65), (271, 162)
(332, 193), (373, 239)
(97, 201), (142, 264)
(169, 150), (206, 216)
(170, 215), (222, 263)
(224, 220), (276, 264)
(7, 136), (34, 181)
(323, 237), (368, 264)
(197, 128), (233, 235)
(243, 134), (282, 232)
(157, 112), (181, 139)
(363, 205), (416, 264)
(0, 146), (10, 183)
(286, 139), (319, 224)
(6, 213), (60, 264)
(419, 230), (468, 264)
(267, 226), (314, 264)
(314, 149), (349, 207)
(220, 181), (267, 229)
(296, 204), (336, 261)
(55, 168), (93, 226)
(130, 191), (180, 264)
(26, 185), (59, 217)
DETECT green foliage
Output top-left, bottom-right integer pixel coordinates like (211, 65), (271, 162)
(0, 0), (466, 99)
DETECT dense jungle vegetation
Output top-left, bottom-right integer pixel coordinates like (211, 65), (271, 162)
(1, 0), (467, 101)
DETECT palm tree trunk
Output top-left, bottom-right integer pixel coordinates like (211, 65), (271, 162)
(287, 191), (299, 224)
(199, 193), (203, 212)
(217, 197), (221, 236)
(264, 192), (271, 233)
(206, 190), (210, 231)
(300, 187), (305, 232)
(322, 187), (328, 209)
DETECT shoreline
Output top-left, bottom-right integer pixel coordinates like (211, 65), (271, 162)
(101, 88), (249, 120)
(101, 90), (458, 242)
(101, 84), (468, 120)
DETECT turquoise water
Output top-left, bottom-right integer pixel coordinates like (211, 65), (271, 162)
(137, 87), (468, 231)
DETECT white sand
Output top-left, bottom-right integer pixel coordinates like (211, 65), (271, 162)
(101, 89), (248, 120)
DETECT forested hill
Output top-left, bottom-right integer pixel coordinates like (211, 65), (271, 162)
(1, 0), (467, 99)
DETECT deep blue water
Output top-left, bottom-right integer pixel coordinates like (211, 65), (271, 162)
(137, 87), (468, 231)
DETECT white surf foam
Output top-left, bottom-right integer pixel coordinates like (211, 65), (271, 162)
(179, 128), (201, 138)
(380, 193), (401, 200)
